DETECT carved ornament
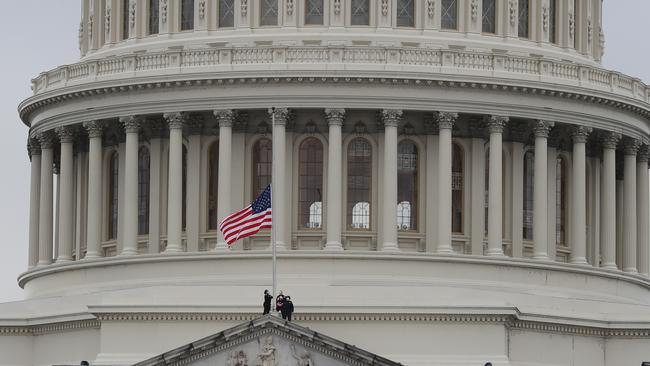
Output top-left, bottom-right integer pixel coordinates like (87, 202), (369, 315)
(83, 120), (105, 139)
(214, 109), (236, 128)
(486, 116), (509, 134)
(55, 126), (75, 143)
(129, 0), (136, 30)
(37, 131), (55, 149)
(28, 138), (41, 156)
(120, 115), (142, 133)
(381, 109), (403, 128)
(436, 112), (458, 130)
(587, 18), (593, 45)
(599, 27), (605, 57)
(533, 120), (554, 138)
(638, 145), (650, 163)
(163, 112), (187, 129)
(471, 0), (479, 22)
(333, 0), (341, 15)
(509, 0), (517, 27)
(287, 0), (294, 16)
(569, 12), (575, 40)
(105, 5), (111, 39)
(241, 0), (248, 17)
(624, 138), (641, 156)
(268, 108), (290, 126)
(199, 0), (206, 19)
(161, 0), (168, 23)
(88, 13), (94, 42)
(542, 5), (549, 33)
(381, 0), (389, 16)
(324, 108), (345, 126)
(601, 132), (621, 150)
(427, 0), (435, 18)
(570, 126), (592, 144)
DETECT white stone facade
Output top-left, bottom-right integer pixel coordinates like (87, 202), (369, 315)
(7, 0), (650, 365)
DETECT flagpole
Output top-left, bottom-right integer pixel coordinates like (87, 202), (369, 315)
(271, 107), (277, 308)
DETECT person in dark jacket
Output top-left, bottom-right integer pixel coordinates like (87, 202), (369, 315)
(275, 291), (285, 313)
(282, 296), (294, 321)
(263, 289), (273, 315)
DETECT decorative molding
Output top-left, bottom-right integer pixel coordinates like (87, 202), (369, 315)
(105, 5), (112, 39)
(287, 0), (294, 15)
(88, 12), (94, 42)
(569, 12), (575, 40)
(161, 0), (168, 23)
(380, 109), (403, 128)
(623, 137), (642, 156)
(37, 131), (55, 149)
(570, 126), (592, 144)
(83, 120), (105, 139)
(241, 0), (248, 17)
(55, 126), (75, 143)
(587, 18), (593, 46)
(471, 0), (479, 22)
(198, 0), (206, 20)
(324, 108), (345, 126)
(638, 145), (650, 163)
(427, 0), (435, 18)
(542, 5), (549, 33)
(333, 0), (341, 15)
(214, 109), (236, 128)
(129, 0), (136, 30)
(119, 115), (142, 133)
(0, 319), (100, 337)
(163, 112), (187, 129)
(268, 108), (290, 126)
(486, 116), (509, 134)
(78, 21), (84, 51)
(533, 120), (554, 138)
(381, 0), (388, 16)
(599, 26), (605, 57)
(509, 0), (517, 27)
(601, 132), (622, 150)
(436, 112), (458, 130)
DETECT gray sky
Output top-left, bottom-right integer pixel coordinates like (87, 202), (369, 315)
(0, 1), (648, 303)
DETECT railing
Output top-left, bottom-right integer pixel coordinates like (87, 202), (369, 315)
(29, 46), (650, 108)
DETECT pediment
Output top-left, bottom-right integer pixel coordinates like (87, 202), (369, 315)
(134, 316), (400, 366)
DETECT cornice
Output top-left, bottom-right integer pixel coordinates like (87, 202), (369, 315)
(0, 319), (100, 337)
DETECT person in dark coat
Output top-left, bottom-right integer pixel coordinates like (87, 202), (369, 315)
(263, 289), (273, 315)
(282, 296), (294, 322)
(275, 291), (285, 313)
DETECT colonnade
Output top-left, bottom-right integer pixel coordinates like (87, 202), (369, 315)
(25, 108), (650, 277)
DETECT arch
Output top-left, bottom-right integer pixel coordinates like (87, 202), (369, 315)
(252, 138), (273, 198)
(208, 141), (219, 230)
(180, 0), (194, 30)
(347, 137), (372, 230)
(556, 155), (568, 246)
(298, 137), (324, 229)
(108, 151), (119, 240)
(482, 0), (496, 33)
(523, 149), (535, 240)
(148, 0), (159, 35)
(452, 142), (463, 234)
(138, 146), (150, 236)
(398, 140), (418, 231)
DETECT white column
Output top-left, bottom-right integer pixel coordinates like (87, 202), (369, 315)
(55, 127), (75, 262)
(148, 134), (162, 254)
(600, 132), (620, 269)
(425, 130), (439, 253)
(511, 141), (525, 258)
(637, 146), (650, 276)
(486, 116), (508, 256)
(270, 108), (289, 250)
(186, 121), (202, 252)
(28, 140), (41, 268)
(470, 137), (486, 255)
(381, 109), (402, 252)
(436, 112), (458, 254)
(37, 133), (54, 266)
(570, 126), (591, 265)
(324, 109), (345, 251)
(214, 110), (234, 250)
(119, 116), (141, 256)
(83, 121), (104, 259)
(164, 112), (186, 253)
(533, 120), (553, 260)
(623, 138), (641, 273)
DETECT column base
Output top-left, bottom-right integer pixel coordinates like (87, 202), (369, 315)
(55, 257), (73, 263)
(213, 242), (230, 251)
(164, 246), (184, 254)
(623, 267), (639, 274)
(532, 253), (550, 261)
(36, 260), (52, 267)
(120, 249), (138, 256)
(268, 242), (288, 251)
(435, 247), (455, 254)
(84, 252), (101, 260)
(381, 243), (400, 253)
(601, 263), (619, 270)
(486, 248), (505, 257)
(570, 257), (589, 266)
(324, 242), (344, 251)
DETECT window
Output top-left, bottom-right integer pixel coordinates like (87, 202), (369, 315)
(396, 0), (415, 27)
(347, 138), (372, 230)
(397, 141), (418, 230)
(260, 0), (279, 26)
(253, 139), (273, 198)
(452, 143), (463, 233)
(208, 142), (219, 230)
(351, 0), (370, 26)
(182, 146), (187, 231)
(149, 0), (159, 34)
(122, 0), (130, 39)
(523, 151), (534, 240)
(573, 0), (578, 48)
(518, 0), (530, 39)
(305, 0), (324, 25)
(108, 151), (119, 240)
(138, 147), (150, 236)
(299, 138), (324, 229)
(181, 0), (194, 30)
(219, 0), (235, 27)
(482, 0), (496, 33)
(548, 0), (556, 44)
(441, 0), (458, 30)
(556, 157), (567, 246)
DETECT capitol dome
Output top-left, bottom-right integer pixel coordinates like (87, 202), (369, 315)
(5, 0), (650, 365)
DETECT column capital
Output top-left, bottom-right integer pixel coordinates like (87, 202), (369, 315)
(213, 109), (236, 128)
(638, 144), (650, 163)
(601, 132), (622, 150)
(119, 116), (142, 133)
(380, 109), (403, 128)
(570, 126), (593, 144)
(624, 137), (642, 156)
(533, 120), (554, 138)
(486, 116), (509, 134)
(324, 108), (346, 126)
(37, 131), (55, 149)
(163, 112), (187, 130)
(55, 126), (75, 143)
(186, 116), (204, 136)
(436, 112), (458, 130)
(83, 120), (105, 138)
(268, 107), (290, 125)
(28, 138), (41, 156)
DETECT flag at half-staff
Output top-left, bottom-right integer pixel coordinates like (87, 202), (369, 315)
(219, 185), (272, 245)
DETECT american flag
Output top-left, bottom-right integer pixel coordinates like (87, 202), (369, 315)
(219, 185), (272, 245)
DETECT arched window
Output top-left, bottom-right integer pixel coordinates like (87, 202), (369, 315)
(549, 0), (557, 43)
(208, 141), (219, 230)
(182, 145), (187, 231)
(108, 151), (119, 240)
(261, 0), (279, 26)
(253, 138), (273, 198)
(350, 0), (370, 25)
(396, 0), (415, 27)
(482, 0), (496, 33)
(518, 0), (530, 39)
(523, 150), (535, 240)
(397, 141), (418, 230)
(347, 138), (372, 230)
(122, 0), (130, 39)
(309, 202), (323, 229)
(180, 0), (194, 30)
(556, 157), (568, 246)
(138, 147), (150, 236)
(305, 0), (324, 25)
(299, 138), (324, 229)
(441, 0), (458, 30)
(452, 143), (463, 233)
(149, 0), (159, 34)
(219, 0), (235, 27)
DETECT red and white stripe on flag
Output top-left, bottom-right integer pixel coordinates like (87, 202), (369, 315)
(218, 185), (272, 245)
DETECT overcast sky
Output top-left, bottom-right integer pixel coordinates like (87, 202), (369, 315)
(0, 1), (648, 303)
